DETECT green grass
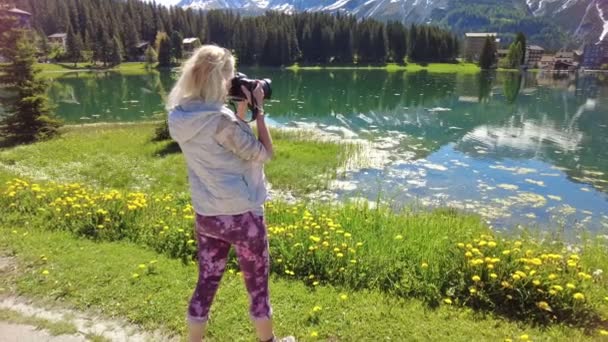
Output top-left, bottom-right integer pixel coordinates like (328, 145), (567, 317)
(37, 62), (152, 76)
(0, 123), (358, 195)
(0, 226), (601, 341)
(0, 308), (79, 336)
(287, 62), (480, 74)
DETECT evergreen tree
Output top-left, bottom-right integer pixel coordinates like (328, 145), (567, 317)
(144, 45), (158, 68)
(123, 17), (140, 61)
(170, 31), (184, 61)
(514, 32), (527, 65)
(0, 30), (62, 145)
(110, 35), (123, 66)
(156, 31), (171, 67)
(506, 42), (523, 69)
(66, 26), (83, 66)
(479, 36), (497, 69)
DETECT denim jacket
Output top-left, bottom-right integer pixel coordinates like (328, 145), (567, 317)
(168, 101), (269, 216)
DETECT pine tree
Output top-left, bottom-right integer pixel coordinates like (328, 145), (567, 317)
(156, 31), (171, 67)
(170, 31), (183, 61)
(66, 26), (83, 66)
(479, 36), (497, 70)
(514, 32), (527, 65)
(0, 30), (62, 145)
(144, 45), (158, 68)
(110, 35), (122, 66)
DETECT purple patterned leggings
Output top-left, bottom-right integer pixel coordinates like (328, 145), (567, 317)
(188, 211), (272, 323)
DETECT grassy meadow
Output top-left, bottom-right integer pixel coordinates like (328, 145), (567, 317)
(1, 124), (608, 340)
(287, 62), (481, 74)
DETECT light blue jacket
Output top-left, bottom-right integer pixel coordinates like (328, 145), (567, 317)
(168, 101), (269, 216)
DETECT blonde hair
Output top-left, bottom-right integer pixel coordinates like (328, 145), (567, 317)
(166, 45), (235, 110)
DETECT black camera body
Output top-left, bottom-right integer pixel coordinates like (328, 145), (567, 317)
(228, 72), (272, 102)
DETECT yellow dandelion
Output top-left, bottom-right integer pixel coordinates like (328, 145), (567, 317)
(552, 285), (564, 292)
(573, 293), (585, 301)
(41, 270), (49, 275)
(394, 234), (404, 240)
(519, 334), (529, 340)
(312, 305), (322, 312)
(599, 330), (608, 336)
(465, 251), (473, 258)
(488, 241), (497, 248)
(536, 301), (552, 312)
(421, 262), (429, 269)
(457, 243), (465, 248)
(310, 331), (319, 338)
(504, 339), (513, 342)
(472, 275), (481, 282)
(469, 287), (477, 294)
(312, 281), (319, 286)
(138, 264), (147, 269)
(566, 283), (576, 289)
(532, 280), (541, 286)
(132, 273), (140, 278)
(443, 298), (453, 305)
(340, 294), (348, 301)
(490, 273), (498, 279)
(548, 274), (557, 280)
(336, 253), (344, 258)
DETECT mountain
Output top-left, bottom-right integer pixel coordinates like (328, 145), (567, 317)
(176, 0), (608, 48)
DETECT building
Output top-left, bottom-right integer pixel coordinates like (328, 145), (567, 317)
(48, 33), (67, 49)
(183, 37), (201, 57)
(0, 7), (32, 28)
(582, 40), (608, 69)
(464, 33), (499, 62)
(539, 55), (555, 70)
(135, 41), (150, 61)
(497, 49), (509, 60)
(554, 51), (574, 64)
(525, 45), (544, 68)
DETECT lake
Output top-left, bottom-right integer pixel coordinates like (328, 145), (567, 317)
(46, 69), (608, 233)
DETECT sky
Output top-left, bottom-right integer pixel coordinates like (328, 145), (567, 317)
(148, 0), (182, 6)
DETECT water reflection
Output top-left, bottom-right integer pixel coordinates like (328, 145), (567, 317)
(44, 69), (608, 231)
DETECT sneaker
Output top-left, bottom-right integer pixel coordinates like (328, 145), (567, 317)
(275, 337), (296, 342)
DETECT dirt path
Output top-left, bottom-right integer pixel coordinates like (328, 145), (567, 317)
(0, 256), (178, 342)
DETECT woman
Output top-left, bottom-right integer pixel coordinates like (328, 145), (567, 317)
(166, 45), (294, 342)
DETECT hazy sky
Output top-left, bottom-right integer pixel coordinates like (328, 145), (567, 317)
(149, 0), (182, 7)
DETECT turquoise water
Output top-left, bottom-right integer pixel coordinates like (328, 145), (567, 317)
(46, 69), (608, 232)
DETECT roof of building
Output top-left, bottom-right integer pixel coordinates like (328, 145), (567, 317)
(7, 8), (32, 16)
(540, 55), (555, 62)
(48, 33), (67, 38)
(136, 41), (149, 49)
(528, 45), (544, 51)
(183, 37), (200, 44)
(465, 33), (498, 38)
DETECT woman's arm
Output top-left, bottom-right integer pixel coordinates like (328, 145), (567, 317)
(244, 84), (273, 159)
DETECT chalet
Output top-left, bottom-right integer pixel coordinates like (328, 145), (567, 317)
(539, 55), (555, 70)
(135, 41), (150, 61)
(0, 7), (31, 28)
(48, 33), (67, 49)
(183, 37), (201, 57)
(464, 33), (499, 62)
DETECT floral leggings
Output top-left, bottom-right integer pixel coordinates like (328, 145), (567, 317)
(188, 211), (272, 323)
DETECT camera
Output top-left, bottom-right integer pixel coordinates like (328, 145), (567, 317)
(228, 72), (272, 102)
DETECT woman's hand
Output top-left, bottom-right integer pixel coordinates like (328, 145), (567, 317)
(241, 83), (264, 111)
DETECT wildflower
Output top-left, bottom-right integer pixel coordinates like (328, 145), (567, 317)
(312, 306), (322, 312)
(394, 234), (404, 240)
(421, 262), (429, 269)
(457, 243), (465, 248)
(336, 253), (344, 258)
(502, 250), (511, 255)
(309, 235), (321, 243)
(573, 293), (585, 301)
(549, 290), (557, 295)
(465, 251), (473, 258)
(548, 274), (557, 280)
(566, 283), (576, 289)
(599, 330), (608, 336)
(472, 275), (481, 282)
(504, 339), (513, 342)
(512, 274), (521, 281)
(514, 241), (522, 248)
(443, 298), (453, 305)
(552, 285), (563, 292)
(138, 264), (147, 269)
(132, 273), (139, 278)
(490, 273), (498, 279)
(313, 281), (319, 286)
(344, 232), (352, 238)
(519, 334), (529, 340)
(356, 242), (364, 247)
(469, 287), (477, 294)
(536, 301), (552, 312)
(310, 331), (319, 338)
(532, 280), (541, 286)
(340, 294), (348, 301)
(41, 270), (49, 275)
